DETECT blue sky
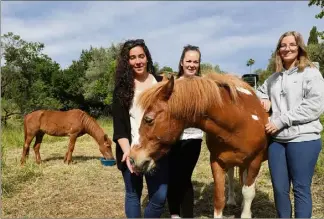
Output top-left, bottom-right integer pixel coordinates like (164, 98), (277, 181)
(2, 1), (323, 76)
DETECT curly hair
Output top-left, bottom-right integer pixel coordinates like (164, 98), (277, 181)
(177, 44), (201, 78)
(113, 39), (156, 110)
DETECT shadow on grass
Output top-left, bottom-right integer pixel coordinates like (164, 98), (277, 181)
(42, 155), (103, 163)
(142, 177), (276, 218)
(193, 178), (277, 218)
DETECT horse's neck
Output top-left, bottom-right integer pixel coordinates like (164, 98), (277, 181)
(83, 119), (104, 144)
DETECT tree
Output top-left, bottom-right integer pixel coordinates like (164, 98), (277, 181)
(308, 0), (324, 39)
(83, 44), (121, 116)
(200, 63), (227, 74)
(307, 26), (319, 45)
(257, 52), (276, 85)
(200, 63), (214, 75)
(159, 66), (173, 73)
(246, 58), (255, 74)
(308, 42), (324, 74)
(1, 32), (62, 122)
(153, 62), (160, 73)
(214, 64), (227, 74)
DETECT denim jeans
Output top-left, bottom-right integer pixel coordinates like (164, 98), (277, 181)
(268, 139), (322, 218)
(122, 155), (169, 218)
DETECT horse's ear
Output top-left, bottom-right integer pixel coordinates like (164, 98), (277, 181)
(162, 74), (169, 81)
(104, 134), (108, 140)
(159, 75), (174, 101)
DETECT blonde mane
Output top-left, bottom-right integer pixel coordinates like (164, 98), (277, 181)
(138, 72), (254, 120)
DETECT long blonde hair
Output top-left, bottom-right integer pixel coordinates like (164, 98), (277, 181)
(275, 31), (314, 72)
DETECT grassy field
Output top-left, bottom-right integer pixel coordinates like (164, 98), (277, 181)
(1, 116), (324, 218)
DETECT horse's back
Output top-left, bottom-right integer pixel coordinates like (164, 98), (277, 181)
(206, 82), (269, 167)
(24, 109), (86, 136)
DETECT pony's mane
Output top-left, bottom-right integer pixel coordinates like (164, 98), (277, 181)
(138, 71), (254, 120)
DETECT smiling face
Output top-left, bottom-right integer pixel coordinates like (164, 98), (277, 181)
(181, 50), (200, 77)
(278, 35), (299, 66)
(129, 46), (148, 77)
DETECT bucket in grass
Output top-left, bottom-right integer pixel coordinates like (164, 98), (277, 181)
(100, 157), (116, 166)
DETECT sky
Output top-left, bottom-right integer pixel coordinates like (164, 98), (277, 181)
(2, 1), (324, 76)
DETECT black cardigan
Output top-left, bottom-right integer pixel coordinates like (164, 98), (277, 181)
(112, 74), (163, 171)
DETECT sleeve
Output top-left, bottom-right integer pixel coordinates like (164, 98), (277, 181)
(272, 69), (324, 129)
(112, 97), (129, 143)
(256, 77), (270, 100)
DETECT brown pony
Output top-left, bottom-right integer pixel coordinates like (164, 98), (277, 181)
(21, 109), (115, 165)
(128, 74), (269, 218)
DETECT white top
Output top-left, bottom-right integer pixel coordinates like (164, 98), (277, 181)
(129, 77), (158, 147)
(180, 127), (204, 140)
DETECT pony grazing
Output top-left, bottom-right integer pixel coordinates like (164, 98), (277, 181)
(128, 74), (269, 218)
(21, 109), (115, 165)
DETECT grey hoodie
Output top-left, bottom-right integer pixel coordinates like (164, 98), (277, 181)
(256, 66), (324, 142)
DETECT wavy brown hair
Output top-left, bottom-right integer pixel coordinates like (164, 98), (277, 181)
(177, 45), (201, 78)
(113, 39), (156, 110)
(275, 31), (314, 72)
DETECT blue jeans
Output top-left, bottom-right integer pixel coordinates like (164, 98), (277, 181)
(268, 139), (322, 218)
(122, 155), (169, 218)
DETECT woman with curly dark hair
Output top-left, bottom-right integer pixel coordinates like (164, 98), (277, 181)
(112, 39), (168, 218)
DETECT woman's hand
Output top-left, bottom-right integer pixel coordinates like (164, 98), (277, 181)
(122, 149), (139, 175)
(260, 99), (271, 112)
(265, 122), (279, 135)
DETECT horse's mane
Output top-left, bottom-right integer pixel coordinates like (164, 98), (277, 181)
(138, 71), (254, 120)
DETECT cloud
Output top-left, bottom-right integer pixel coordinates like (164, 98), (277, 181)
(2, 1), (324, 75)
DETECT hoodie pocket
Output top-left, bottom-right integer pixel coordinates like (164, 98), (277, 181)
(274, 125), (300, 140)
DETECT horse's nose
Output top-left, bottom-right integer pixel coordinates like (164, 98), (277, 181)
(141, 159), (150, 172)
(129, 157), (135, 166)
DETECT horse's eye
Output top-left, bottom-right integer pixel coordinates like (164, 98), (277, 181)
(144, 116), (154, 124)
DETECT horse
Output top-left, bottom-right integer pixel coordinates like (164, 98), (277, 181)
(21, 109), (115, 165)
(128, 73), (269, 218)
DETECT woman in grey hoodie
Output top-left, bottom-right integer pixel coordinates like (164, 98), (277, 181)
(257, 31), (324, 218)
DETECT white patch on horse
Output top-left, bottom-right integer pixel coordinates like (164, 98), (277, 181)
(236, 87), (252, 95)
(214, 209), (223, 218)
(251, 115), (259, 120)
(241, 181), (256, 218)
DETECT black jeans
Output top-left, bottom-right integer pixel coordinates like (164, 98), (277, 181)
(167, 139), (202, 217)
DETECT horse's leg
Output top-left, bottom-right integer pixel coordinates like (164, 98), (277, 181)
(21, 134), (34, 165)
(226, 167), (237, 206)
(240, 154), (263, 218)
(211, 160), (226, 218)
(33, 132), (44, 164)
(64, 134), (77, 164)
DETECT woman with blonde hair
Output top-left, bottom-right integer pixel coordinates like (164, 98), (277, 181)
(257, 31), (324, 218)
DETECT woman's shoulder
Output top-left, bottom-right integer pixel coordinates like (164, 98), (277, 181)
(303, 66), (323, 81)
